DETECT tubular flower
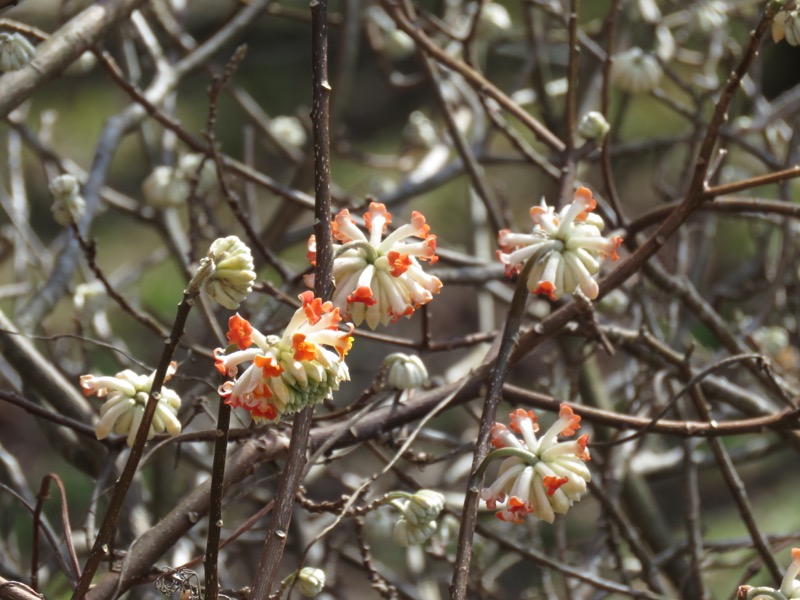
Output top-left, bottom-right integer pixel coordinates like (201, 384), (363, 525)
(497, 187), (622, 301)
(738, 548), (800, 599)
(480, 405), (591, 524)
(80, 362), (182, 447)
(307, 202), (442, 329)
(213, 292), (353, 423)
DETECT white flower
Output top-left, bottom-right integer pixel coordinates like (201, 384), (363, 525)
(202, 236), (256, 309)
(268, 116), (307, 149)
(49, 174), (86, 226)
(773, 10), (800, 46)
(296, 567), (326, 597)
(739, 548), (800, 599)
(610, 47), (662, 94)
(307, 202), (442, 329)
(0, 33), (35, 72)
(142, 165), (189, 208)
(497, 186), (622, 301)
(481, 405), (591, 524)
(384, 353), (428, 390)
(577, 111), (610, 142)
(214, 293), (353, 423)
(81, 362), (182, 447)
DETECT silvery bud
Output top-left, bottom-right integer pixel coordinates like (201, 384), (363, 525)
(384, 353), (428, 390)
(268, 116), (307, 149)
(203, 236), (256, 309)
(774, 10), (800, 45)
(0, 33), (35, 72)
(177, 153), (217, 197)
(577, 111), (610, 142)
(393, 517), (437, 547)
(49, 174), (86, 226)
(611, 48), (662, 94)
(142, 165), (189, 208)
(404, 489), (445, 526)
(477, 2), (512, 41)
(296, 567), (326, 597)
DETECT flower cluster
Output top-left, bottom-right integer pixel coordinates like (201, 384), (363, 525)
(0, 32), (35, 72)
(201, 236), (256, 310)
(307, 202), (442, 329)
(481, 405), (591, 524)
(773, 8), (800, 46)
(738, 548), (800, 599)
(81, 362), (182, 447)
(497, 186), (621, 301)
(390, 489), (446, 547)
(214, 292), (353, 423)
(49, 174), (86, 226)
(142, 153), (217, 207)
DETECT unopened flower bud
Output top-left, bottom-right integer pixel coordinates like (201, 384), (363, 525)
(577, 111), (610, 142)
(695, 1), (728, 32)
(394, 517), (436, 547)
(142, 165), (189, 208)
(404, 111), (439, 149)
(611, 47), (662, 94)
(49, 174), (86, 226)
(269, 116), (307, 149)
(774, 10), (800, 45)
(203, 236), (256, 310)
(0, 33), (35, 72)
(477, 2), (512, 41)
(384, 353), (429, 390)
(296, 566), (326, 597)
(177, 153), (217, 197)
(404, 489), (445, 526)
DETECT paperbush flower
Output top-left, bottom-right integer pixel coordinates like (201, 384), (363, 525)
(81, 362), (182, 447)
(202, 236), (256, 309)
(384, 353), (429, 390)
(773, 9), (800, 46)
(577, 111), (610, 142)
(214, 292), (353, 423)
(610, 47), (662, 94)
(296, 567), (326, 597)
(738, 548), (800, 599)
(0, 32), (35, 72)
(497, 186), (621, 301)
(307, 202), (442, 329)
(390, 489), (445, 547)
(49, 174), (86, 226)
(481, 405), (591, 524)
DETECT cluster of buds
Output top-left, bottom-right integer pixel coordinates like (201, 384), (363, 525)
(295, 567), (326, 597)
(610, 47), (663, 94)
(0, 32), (35, 72)
(773, 7), (800, 46)
(383, 353), (429, 390)
(480, 405), (591, 524)
(200, 236), (256, 310)
(307, 202), (442, 329)
(214, 292), (353, 423)
(389, 489), (446, 547)
(142, 153), (217, 208)
(577, 111), (610, 143)
(49, 174), (86, 226)
(81, 362), (182, 447)
(738, 548), (800, 599)
(497, 186), (621, 301)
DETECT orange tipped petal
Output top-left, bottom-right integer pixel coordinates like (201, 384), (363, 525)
(387, 251), (413, 276)
(534, 280), (556, 300)
(364, 202), (391, 233)
(292, 333), (318, 361)
(255, 354), (283, 378)
(347, 285), (377, 306)
(543, 475), (569, 496)
(410, 210), (431, 238)
(559, 404), (581, 436)
(577, 434), (591, 461)
(227, 314), (254, 349)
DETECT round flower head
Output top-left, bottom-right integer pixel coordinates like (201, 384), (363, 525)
(81, 362), (182, 447)
(296, 567), (326, 597)
(49, 174), (86, 226)
(307, 202), (442, 329)
(214, 292), (353, 423)
(738, 548), (800, 599)
(142, 165), (189, 208)
(0, 33), (35, 72)
(384, 353), (429, 390)
(480, 405), (591, 524)
(774, 9), (800, 46)
(577, 111), (610, 143)
(610, 47), (662, 94)
(202, 236), (256, 310)
(497, 186), (622, 301)
(476, 2), (512, 41)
